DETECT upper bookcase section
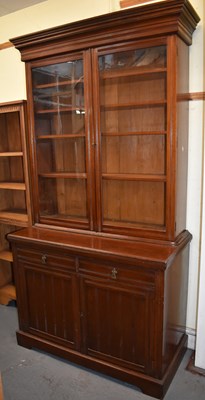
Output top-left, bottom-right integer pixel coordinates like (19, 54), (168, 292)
(10, 0), (200, 62)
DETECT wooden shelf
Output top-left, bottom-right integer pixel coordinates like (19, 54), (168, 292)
(40, 214), (88, 223)
(101, 100), (166, 110)
(35, 106), (85, 114)
(0, 283), (16, 305)
(34, 79), (84, 89)
(36, 133), (85, 140)
(39, 172), (87, 179)
(100, 67), (166, 79)
(0, 250), (13, 262)
(0, 101), (31, 308)
(0, 152), (23, 157)
(0, 210), (28, 225)
(102, 173), (166, 181)
(104, 219), (165, 230)
(34, 90), (73, 98)
(0, 182), (26, 190)
(102, 130), (167, 136)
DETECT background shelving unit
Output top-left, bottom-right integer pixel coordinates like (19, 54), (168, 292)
(0, 101), (31, 305)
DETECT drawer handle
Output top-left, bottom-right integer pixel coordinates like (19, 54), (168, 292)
(41, 254), (47, 264)
(111, 268), (118, 279)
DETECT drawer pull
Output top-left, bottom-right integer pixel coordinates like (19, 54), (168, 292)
(111, 268), (118, 279)
(41, 254), (47, 264)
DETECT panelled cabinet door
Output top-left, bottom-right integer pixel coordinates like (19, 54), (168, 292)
(93, 41), (168, 238)
(15, 248), (80, 350)
(28, 52), (94, 230)
(79, 260), (158, 375)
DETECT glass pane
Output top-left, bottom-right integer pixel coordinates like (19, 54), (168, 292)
(99, 46), (166, 72)
(99, 46), (167, 135)
(39, 177), (87, 220)
(32, 58), (89, 225)
(102, 135), (165, 175)
(101, 106), (166, 134)
(98, 45), (167, 231)
(102, 180), (165, 228)
(32, 59), (85, 134)
(36, 138), (86, 174)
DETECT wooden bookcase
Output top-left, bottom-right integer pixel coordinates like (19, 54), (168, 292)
(0, 101), (31, 304)
(8, 1), (199, 398)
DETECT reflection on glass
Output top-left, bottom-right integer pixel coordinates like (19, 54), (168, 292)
(36, 138), (86, 174)
(99, 46), (166, 71)
(31, 58), (89, 225)
(32, 60), (84, 114)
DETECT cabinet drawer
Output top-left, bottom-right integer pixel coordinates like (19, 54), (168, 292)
(79, 258), (156, 288)
(16, 247), (75, 271)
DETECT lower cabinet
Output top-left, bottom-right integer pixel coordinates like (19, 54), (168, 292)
(14, 247), (80, 350)
(79, 259), (157, 376)
(9, 227), (191, 399)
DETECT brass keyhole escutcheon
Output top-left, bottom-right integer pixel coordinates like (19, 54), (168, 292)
(111, 268), (118, 279)
(41, 254), (47, 264)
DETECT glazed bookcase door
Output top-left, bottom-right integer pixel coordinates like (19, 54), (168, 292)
(94, 42), (168, 237)
(30, 53), (93, 230)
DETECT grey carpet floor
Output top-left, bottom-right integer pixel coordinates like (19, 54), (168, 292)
(0, 304), (205, 400)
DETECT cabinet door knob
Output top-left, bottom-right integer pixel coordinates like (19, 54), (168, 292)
(111, 268), (118, 279)
(41, 254), (47, 264)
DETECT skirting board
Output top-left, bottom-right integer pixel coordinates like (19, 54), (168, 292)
(186, 327), (196, 350)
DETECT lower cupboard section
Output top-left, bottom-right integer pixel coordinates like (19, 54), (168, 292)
(24, 268), (78, 348)
(80, 277), (155, 374)
(8, 229), (191, 399)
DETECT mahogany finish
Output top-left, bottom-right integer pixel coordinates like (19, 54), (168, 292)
(8, 1), (199, 398)
(9, 227), (191, 398)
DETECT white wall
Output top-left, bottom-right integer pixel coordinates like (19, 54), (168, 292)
(0, 0), (112, 102)
(194, 0), (205, 369)
(0, 0), (204, 350)
(186, 0), (204, 349)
